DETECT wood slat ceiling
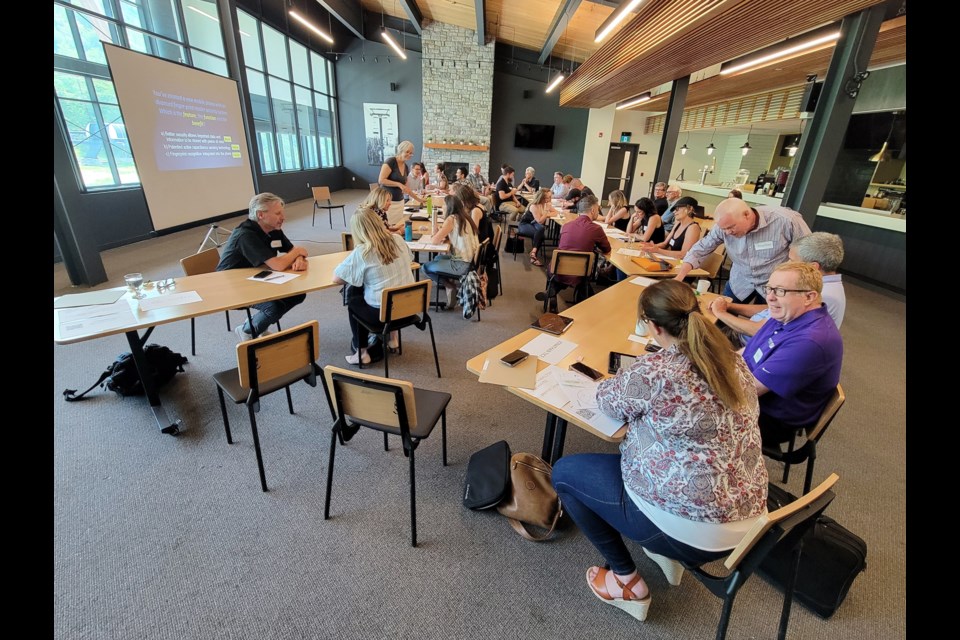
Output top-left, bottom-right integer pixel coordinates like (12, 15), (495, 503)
(635, 15), (906, 113)
(559, 0), (890, 108)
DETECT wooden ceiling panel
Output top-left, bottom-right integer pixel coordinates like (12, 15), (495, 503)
(559, 0), (889, 108)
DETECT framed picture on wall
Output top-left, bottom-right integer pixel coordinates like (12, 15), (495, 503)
(364, 103), (399, 166)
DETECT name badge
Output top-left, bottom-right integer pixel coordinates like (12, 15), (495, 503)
(754, 240), (774, 251)
(270, 240), (282, 248)
(753, 348), (763, 363)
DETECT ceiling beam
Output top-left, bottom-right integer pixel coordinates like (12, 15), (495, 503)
(475, 0), (486, 46)
(315, 0), (364, 40)
(537, 0), (582, 65)
(395, 0), (424, 35)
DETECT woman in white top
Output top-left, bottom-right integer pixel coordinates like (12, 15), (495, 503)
(332, 208), (415, 365)
(421, 194), (479, 308)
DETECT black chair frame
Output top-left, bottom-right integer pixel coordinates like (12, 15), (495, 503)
(681, 486), (837, 640)
(324, 372), (448, 547)
(215, 324), (333, 492)
(312, 187), (346, 228)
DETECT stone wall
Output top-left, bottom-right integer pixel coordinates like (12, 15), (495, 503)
(421, 21), (495, 178)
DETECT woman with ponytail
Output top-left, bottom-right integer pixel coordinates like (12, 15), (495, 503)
(552, 279), (767, 622)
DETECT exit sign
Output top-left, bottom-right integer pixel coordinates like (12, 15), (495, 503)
(620, 132), (632, 142)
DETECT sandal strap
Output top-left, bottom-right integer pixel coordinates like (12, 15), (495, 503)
(590, 567), (643, 602)
(612, 572), (643, 601)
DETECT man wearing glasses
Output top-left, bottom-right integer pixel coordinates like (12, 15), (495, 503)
(660, 185), (683, 232)
(652, 182), (668, 215)
(743, 262), (843, 448)
(674, 197), (810, 304)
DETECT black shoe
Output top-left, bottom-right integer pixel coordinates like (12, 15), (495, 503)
(535, 286), (557, 302)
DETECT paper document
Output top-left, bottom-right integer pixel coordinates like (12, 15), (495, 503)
(54, 289), (126, 309)
(630, 276), (658, 287)
(520, 334), (578, 365)
(627, 334), (651, 344)
(478, 356), (538, 389)
(248, 272), (300, 284)
(137, 291), (203, 312)
(518, 366), (625, 437)
(57, 300), (137, 340)
(616, 248), (642, 257)
(407, 242), (449, 252)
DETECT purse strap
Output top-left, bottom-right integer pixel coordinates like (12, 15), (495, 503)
(505, 501), (563, 541)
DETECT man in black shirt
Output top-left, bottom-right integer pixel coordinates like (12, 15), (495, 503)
(495, 165), (526, 222)
(217, 193), (309, 340)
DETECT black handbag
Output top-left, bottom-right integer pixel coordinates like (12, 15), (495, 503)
(462, 440), (512, 509)
(759, 483), (868, 618)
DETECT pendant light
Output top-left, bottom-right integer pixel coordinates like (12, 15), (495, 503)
(680, 132), (689, 155)
(706, 129), (717, 156)
(869, 112), (899, 162)
(740, 125), (753, 156)
(786, 136), (800, 157)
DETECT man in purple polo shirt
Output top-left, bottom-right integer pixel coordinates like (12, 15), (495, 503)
(535, 194), (611, 312)
(744, 261), (843, 448)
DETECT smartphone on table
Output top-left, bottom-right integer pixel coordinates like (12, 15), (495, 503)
(500, 349), (529, 367)
(569, 361), (604, 382)
(253, 270), (273, 279)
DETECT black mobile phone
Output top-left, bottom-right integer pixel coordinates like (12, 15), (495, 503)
(608, 351), (638, 374)
(569, 361), (604, 382)
(500, 349), (529, 367)
(253, 270), (273, 279)
(644, 343), (663, 353)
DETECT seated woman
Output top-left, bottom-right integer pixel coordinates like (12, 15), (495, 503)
(332, 208), (416, 365)
(640, 196), (701, 259)
(519, 188), (553, 267)
(602, 190), (630, 231)
(452, 183), (493, 247)
(363, 187), (404, 234)
(626, 197), (664, 244)
(421, 194), (479, 308)
(433, 163), (448, 191)
(552, 279), (767, 622)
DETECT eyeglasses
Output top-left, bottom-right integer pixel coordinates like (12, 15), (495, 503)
(762, 285), (813, 297)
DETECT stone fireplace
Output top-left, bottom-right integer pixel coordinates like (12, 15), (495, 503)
(421, 22), (495, 179)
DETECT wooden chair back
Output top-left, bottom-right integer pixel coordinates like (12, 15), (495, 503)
(551, 250), (595, 278)
(699, 245), (727, 279)
(723, 473), (839, 571)
(341, 232), (355, 251)
(379, 280), (431, 323)
(312, 186), (332, 203)
(324, 365), (417, 430)
(237, 321), (320, 390)
(180, 247), (221, 276)
(492, 224), (503, 252)
(807, 385), (845, 442)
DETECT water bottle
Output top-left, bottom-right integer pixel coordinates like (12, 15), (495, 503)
(404, 220), (413, 241)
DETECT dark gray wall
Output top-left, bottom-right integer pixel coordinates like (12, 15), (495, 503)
(336, 39), (423, 189)
(489, 70), (589, 183)
(812, 217), (905, 293)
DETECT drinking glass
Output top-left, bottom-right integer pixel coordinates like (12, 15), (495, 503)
(124, 273), (145, 299)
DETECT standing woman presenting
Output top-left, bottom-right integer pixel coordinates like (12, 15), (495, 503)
(378, 140), (415, 203)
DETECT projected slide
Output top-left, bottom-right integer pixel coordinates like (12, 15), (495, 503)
(153, 90), (244, 170)
(104, 44), (256, 231)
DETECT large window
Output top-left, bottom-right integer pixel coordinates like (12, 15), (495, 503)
(54, 0), (228, 190)
(240, 10), (340, 174)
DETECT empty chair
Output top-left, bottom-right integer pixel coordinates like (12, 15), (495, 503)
(312, 186), (346, 228)
(323, 365), (451, 547)
(213, 321), (333, 492)
(764, 385), (845, 494)
(350, 279), (441, 379)
(180, 248), (279, 355)
(540, 249), (596, 312)
(681, 473), (839, 640)
(489, 224), (504, 297)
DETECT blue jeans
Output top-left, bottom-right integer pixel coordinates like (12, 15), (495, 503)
(518, 221), (545, 253)
(723, 282), (764, 305)
(244, 294), (306, 336)
(552, 453), (726, 575)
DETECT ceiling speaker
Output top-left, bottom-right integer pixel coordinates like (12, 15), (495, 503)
(522, 90), (532, 99)
(390, 82), (398, 92)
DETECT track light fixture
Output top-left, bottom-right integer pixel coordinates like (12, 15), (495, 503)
(615, 92), (652, 110)
(288, 10), (334, 44)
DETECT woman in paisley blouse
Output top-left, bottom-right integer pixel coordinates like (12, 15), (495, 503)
(552, 279), (767, 622)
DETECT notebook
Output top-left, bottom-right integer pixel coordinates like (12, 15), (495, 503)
(530, 313), (574, 335)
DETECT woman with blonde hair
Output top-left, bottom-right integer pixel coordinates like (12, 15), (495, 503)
(552, 279), (767, 622)
(363, 187), (404, 234)
(332, 208), (415, 365)
(602, 190), (630, 231)
(378, 140), (414, 202)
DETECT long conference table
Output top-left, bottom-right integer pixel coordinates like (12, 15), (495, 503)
(54, 252), (351, 435)
(466, 277), (723, 462)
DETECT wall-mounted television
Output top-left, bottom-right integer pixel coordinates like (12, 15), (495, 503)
(514, 124), (555, 149)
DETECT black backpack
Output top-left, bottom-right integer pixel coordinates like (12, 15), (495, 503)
(63, 344), (188, 401)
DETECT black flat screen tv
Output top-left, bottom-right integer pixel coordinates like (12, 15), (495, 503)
(514, 124), (555, 149)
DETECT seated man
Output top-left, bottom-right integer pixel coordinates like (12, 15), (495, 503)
(535, 195), (611, 312)
(495, 165), (526, 222)
(743, 262), (843, 449)
(710, 232), (846, 343)
(216, 193), (309, 340)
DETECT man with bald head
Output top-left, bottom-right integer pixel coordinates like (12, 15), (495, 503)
(675, 197), (810, 304)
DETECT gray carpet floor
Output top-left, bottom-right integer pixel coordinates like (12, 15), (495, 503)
(54, 190), (906, 639)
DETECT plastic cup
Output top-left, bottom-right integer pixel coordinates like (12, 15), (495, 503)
(696, 279), (711, 294)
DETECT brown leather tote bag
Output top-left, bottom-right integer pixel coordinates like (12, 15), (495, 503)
(496, 452), (563, 541)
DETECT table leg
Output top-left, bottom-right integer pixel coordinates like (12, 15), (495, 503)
(540, 413), (557, 461)
(550, 419), (568, 464)
(125, 329), (183, 436)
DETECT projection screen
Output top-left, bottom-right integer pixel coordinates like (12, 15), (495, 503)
(104, 44), (256, 231)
